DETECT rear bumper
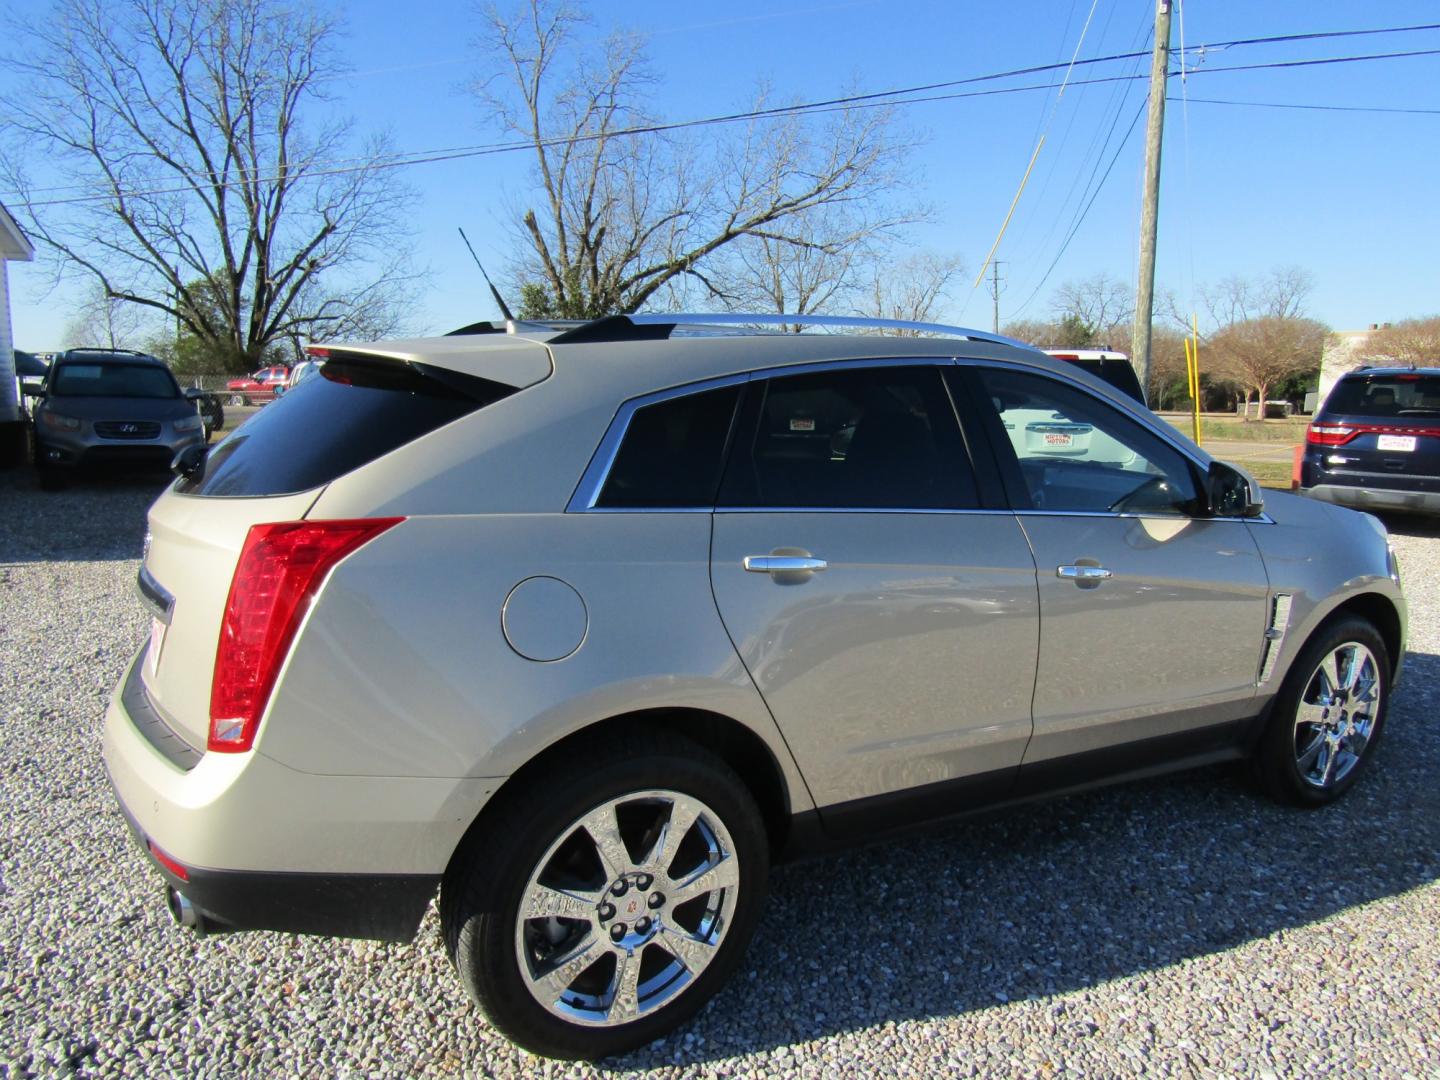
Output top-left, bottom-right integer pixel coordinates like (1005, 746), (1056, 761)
(103, 645), (501, 940)
(1301, 483), (1440, 515)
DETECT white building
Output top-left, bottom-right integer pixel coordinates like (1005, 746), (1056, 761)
(1317, 327), (1381, 404)
(1, 201), (36, 465)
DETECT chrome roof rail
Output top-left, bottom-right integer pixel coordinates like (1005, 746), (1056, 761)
(544, 312), (1040, 349)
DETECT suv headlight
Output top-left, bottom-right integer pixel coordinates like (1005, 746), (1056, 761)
(174, 413), (203, 433)
(40, 411), (82, 433)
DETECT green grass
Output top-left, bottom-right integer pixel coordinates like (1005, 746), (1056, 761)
(1238, 460), (1295, 490)
(1159, 415), (1307, 442)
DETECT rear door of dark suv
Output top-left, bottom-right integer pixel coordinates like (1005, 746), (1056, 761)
(1305, 371), (1440, 505)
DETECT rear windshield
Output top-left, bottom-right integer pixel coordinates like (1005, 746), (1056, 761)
(1062, 358), (1146, 404)
(176, 358), (514, 497)
(1325, 374), (1440, 418)
(51, 362), (179, 399)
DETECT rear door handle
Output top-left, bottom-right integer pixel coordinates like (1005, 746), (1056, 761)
(743, 555), (828, 574)
(1057, 565), (1112, 581)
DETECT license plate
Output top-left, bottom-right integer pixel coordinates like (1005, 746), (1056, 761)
(1377, 434), (1416, 452)
(1044, 433), (1073, 447)
(147, 617), (166, 676)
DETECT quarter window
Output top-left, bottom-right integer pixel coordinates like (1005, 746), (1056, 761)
(718, 366), (978, 509)
(595, 384), (742, 508)
(978, 368), (1198, 515)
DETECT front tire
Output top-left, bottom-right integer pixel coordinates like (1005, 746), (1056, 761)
(1256, 616), (1390, 807)
(441, 731), (769, 1060)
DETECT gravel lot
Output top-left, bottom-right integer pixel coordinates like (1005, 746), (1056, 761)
(3, 467), (1438, 1078)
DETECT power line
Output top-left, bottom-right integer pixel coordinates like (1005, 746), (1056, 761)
(10, 33), (1440, 208)
(1172, 96), (1440, 116)
(1011, 97), (1149, 318)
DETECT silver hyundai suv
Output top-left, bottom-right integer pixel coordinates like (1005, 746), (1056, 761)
(103, 314), (1406, 1060)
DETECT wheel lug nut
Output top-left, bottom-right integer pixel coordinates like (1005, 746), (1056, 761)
(636, 873), (653, 889)
(610, 924), (626, 942)
(598, 903), (615, 921)
(611, 881), (628, 897)
(648, 892), (665, 909)
(636, 917), (651, 933)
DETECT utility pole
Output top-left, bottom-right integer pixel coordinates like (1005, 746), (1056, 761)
(1132, 0), (1172, 397)
(987, 261), (1005, 334)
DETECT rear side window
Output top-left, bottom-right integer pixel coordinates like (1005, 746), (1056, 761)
(595, 385), (741, 508)
(1325, 374), (1440, 418)
(718, 366), (978, 509)
(177, 358), (513, 497)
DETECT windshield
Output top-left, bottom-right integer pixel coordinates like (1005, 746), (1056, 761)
(51, 362), (180, 399)
(1325, 374), (1440, 418)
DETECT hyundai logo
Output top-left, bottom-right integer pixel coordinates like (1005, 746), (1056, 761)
(121, 423), (138, 434)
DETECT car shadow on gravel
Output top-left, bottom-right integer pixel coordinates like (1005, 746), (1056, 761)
(0, 468), (165, 564)
(1377, 512), (1440, 540)
(618, 648), (1440, 1068)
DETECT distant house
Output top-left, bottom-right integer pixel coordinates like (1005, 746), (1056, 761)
(1316, 324), (1424, 407)
(2, 201), (36, 466)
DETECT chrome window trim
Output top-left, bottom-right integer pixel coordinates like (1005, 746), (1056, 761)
(1017, 509), (1269, 524)
(567, 358), (965, 513)
(716, 506), (1015, 516)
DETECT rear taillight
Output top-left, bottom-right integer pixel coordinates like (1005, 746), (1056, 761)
(1307, 423), (1356, 446)
(209, 517), (403, 753)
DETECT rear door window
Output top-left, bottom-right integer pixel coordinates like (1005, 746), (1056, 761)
(177, 358), (513, 497)
(718, 365), (979, 509)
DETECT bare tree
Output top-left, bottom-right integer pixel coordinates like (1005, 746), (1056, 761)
(856, 252), (965, 334)
(62, 284), (154, 350)
(1362, 315), (1440, 366)
(999, 318), (1057, 347)
(1200, 266), (1313, 329)
(1, 0), (418, 373)
(1052, 271), (1133, 344)
(478, 0), (918, 318)
(1209, 316), (1327, 417)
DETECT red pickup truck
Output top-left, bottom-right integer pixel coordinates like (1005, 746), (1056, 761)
(224, 365), (289, 405)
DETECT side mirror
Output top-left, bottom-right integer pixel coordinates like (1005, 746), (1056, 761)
(171, 443), (207, 481)
(183, 387), (205, 400)
(1206, 460), (1264, 518)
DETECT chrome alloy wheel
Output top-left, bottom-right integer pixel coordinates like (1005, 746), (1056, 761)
(1292, 641), (1381, 790)
(514, 790), (740, 1028)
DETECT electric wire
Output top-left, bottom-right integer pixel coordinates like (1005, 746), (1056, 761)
(9, 34), (1440, 208)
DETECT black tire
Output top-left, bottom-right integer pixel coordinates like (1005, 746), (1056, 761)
(441, 730), (769, 1060)
(1255, 616), (1390, 807)
(199, 396), (224, 443)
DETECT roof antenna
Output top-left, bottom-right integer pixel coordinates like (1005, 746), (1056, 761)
(458, 227), (516, 324)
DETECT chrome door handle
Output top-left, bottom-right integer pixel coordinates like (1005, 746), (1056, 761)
(743, 555), (828, 574)
(1057, 565), (1112, 581)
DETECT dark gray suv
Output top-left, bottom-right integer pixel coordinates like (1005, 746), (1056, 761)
(27, 349), (205, 489)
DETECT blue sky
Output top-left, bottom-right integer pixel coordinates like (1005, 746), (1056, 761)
(5, 0), (1439, 348)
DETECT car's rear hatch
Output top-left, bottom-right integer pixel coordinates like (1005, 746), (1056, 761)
(136, 336), (552, 751)
(1312, 372), (1440, 492)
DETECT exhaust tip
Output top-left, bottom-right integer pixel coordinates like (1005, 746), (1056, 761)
(165, 885), (208, 936)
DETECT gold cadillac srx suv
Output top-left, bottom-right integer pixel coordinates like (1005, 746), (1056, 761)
(104, 314), (1406, 1059)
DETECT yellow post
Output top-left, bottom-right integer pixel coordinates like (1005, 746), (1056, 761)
(1189, 314), (1203, 446)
